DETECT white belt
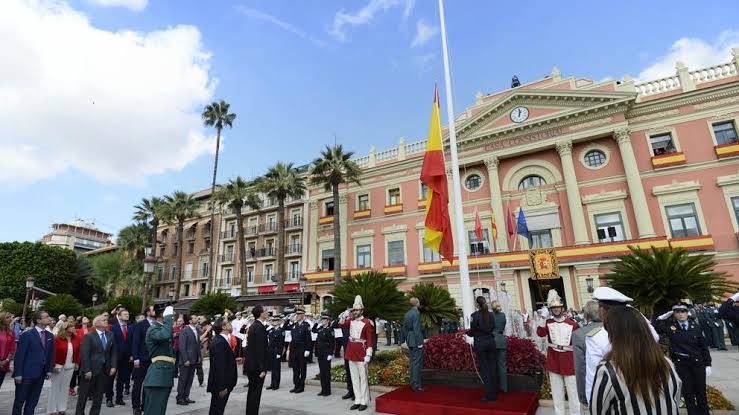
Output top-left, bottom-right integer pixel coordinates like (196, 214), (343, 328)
(548, 343), (573, 352)
(349, 338), (366, 343)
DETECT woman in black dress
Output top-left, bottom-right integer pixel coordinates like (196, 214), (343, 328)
(465, 296), (498, 402)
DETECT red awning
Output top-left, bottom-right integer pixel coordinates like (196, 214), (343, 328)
(257, 283), (300, 294)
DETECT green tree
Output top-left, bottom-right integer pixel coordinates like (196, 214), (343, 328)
(407, 283), (459, 329)
(190, 292), (239, 318)
(88, 250), (124, 299)
(106, 295), (143, 316)
(41, 294), (84, 318)
(214, 177), (261, 296)
(202, 100), (237, 291)
(328, 271), (406, 321)
(603, 246), (738, 317)
(309, 145), (362, 286)
(162, 191), (201, 301)
(257, 162), (307, 293)
(0, 242), (79, 302)
(117, 223), (150, 260)
(133, 196), (166, 311)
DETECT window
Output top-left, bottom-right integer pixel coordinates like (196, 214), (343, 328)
(291, 210), (301, 225)
(265, 264), (274, 281)
(203, 238), (210, 252)
(387, 240), (404, 265)
(468, 229), (490, 255)
(356, 244), (371, 268)
(200, 262), (209, 278)
(713, 121), (738, 145)
(225, 268), (233, 286)
(732, 197), (739, 225)
(357, 194), (369, 211)
(157, 267), (163, 281)
(594, 212), (625, 243)
(518, 175), (546, 189)
(420, 182), (429, 200)
(290, 235), (301, 250)
(584, 150), (607, 168)
(325, 201), (334, 216)
(666, 203), (701, 238)
(465, 174), (482, 191)
(181, 284), (190, 297)
(289, 262), (300, 280)
(199, 283), (206, 296)
(248, 242), (256, 257)
(321, 249), (335, 271)
(529, 230), (553, 248)
(187, 242), (194, 254)
(650, 133), (676, 156)
(422, 238), (441, 262)
(155, 287), (161, 299)
(247, 266), (254, 283)
(388, 188), (401, 205)
(171, 265), (177, 280)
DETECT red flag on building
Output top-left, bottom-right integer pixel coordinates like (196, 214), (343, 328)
(474, 208), (483, 241)
(506, 206), (515, 237)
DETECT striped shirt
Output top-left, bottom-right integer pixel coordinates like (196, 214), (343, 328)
(589, 359), (682, 415)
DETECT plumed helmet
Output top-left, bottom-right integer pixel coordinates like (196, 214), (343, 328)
(547, 289), (564, 308)
(352, 295), (364, 310)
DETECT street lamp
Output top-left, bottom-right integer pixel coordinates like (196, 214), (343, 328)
(92, 294), (98, 306)
(586, 277), (594, 293)
(21, 277), (35, 325)
(300, 277), (307, 308)
(168, 288), (175, 303)
(141, 247), (157, 313)
(500, 281), (507, 294)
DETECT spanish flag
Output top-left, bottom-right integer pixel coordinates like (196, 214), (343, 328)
(421, 85), (454, 262)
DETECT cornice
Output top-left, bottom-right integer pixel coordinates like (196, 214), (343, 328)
(582, 190), (628, 205)
(717, 170), (739, 187)
(651, 180), (701, 196)
(628, 81), (739, 117)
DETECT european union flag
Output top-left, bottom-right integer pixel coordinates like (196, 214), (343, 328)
(516, 208), (529, 238)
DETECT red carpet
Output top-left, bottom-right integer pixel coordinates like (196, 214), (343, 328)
(375, 385), (539, 415)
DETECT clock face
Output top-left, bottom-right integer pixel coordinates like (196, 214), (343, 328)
(510, 106), (529, 123)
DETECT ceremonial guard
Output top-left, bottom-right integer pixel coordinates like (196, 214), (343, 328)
(657, 302), (712, 415)
(142, 304), (176, 415)
(338, 295), (375, 411)
(536, 290), (579, 415)
(312, 312), (336, 397)
(265, 315), (285, 390)
(287, 308), (312, 394)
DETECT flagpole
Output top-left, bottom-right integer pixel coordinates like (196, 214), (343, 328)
(437, 0), (474, 328)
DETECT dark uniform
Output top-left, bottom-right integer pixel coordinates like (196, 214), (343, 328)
(384, 321), (392, 346)
(142, 312), (176, 415)
(705, 304), (727, 350)
(719, 297), (739, 346)
(287, 314), (312, 393)
(312, 315), (336, 396)
(657, 307), (711, 415)
(266, 318), (285, 390)
(695, 305), (715, 348)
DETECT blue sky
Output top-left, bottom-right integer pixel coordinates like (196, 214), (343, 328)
(2, 0), (739, 242)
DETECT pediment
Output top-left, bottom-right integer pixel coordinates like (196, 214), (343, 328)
(455, 89), (636, 141)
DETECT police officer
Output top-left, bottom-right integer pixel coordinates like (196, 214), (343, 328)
(384, 321), (393, 346)
(265, 315), (285, 391)
(695, 303), (715, 348)
(705, 303), (727, 350)
(142, 303), (176, 415)
(287, 308), (312, 393)
(312, 313), (336, 397)
(719, 292), (739, 347)
(657, 302), (712, 415)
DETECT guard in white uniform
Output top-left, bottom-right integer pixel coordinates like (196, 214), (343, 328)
(584, 287), (659, 405)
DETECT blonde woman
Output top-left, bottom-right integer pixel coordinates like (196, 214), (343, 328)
(47, 321), (79, 415)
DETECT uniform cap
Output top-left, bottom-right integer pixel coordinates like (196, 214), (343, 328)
(320, 312), (331, 320)
(295, 308), (306, 315)
(592, 287), (633, 304)
(672, 304), (689, 311)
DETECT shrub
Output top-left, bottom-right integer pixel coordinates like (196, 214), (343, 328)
(506, 336), (546, 375)
(407, 283), (459, 329)
(330, 364), (347, 383)
(190, 293), (239, 318)
(328, 271), (407, 321)
(377, 358), (410, 386)
(41, 294), (83, 318)
(707, 385), (735, 410)
(106, 295), (143, 315)
(0, 298), (25, 316)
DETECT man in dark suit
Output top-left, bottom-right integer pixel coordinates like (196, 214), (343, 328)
(12, 310), (53, 415)
(176, 314), (201, 405)
(131, 305), (155, 415)
(109, 308), (133, 406)
(402, 297), (425, 392)
(245, 305), (269, 415)
(207, 317), (238, 415)
(76, 314), (118, 415)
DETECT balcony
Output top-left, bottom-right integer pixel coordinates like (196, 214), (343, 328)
(183, 270), (193, 280)
(245, 225), (259, 236)
(258, 247), (276, 258)
(245, 249), (258, 261)
(353, 209), (371, 220)
(219, 253), (235, 263)
(186, 230), (196, 240)
(715, 141), (739, 159)
(221, 229), (236, 240)
(286, 216), (303, 229)
(196, 268), (210, 278)
(651, 151), (686, 168)
(384, 203), (404, 215)
(285, 244), (302, 256)
(260, 222), (278, 234)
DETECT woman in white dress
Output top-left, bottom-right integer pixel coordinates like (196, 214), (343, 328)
(47, 321), (79, 415)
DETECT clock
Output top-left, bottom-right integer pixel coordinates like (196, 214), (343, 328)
(510, 106), (529, 123)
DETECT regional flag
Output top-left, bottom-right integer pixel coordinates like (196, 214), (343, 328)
(421, 85), (454, 261)
(474, 208), (483, 241)
(506, 207), (515, 237)
(490, 211), (498, 239)
(516, 208), (530, 238)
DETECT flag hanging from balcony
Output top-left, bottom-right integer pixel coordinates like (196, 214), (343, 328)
(421, 85), (454, 262)
(517, 208), (530, 238)
(490, 211), (498, 239)
(474, 208), (483, 241)
(506, 206), (515, 237)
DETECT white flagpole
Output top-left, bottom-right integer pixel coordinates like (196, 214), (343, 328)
(437, 0), (474, 328)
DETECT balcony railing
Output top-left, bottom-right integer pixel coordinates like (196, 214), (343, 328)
(221, 229), (236, 239)
(219, 253), (235, 263)
(258, 247), (276, 257)
(245, 249), (258, 260)
(286, 244), (302, 255)
(184, 271), (193, 279)
(287, 271), (302, 281)
(245, 225), (259, 236)
(286, 216), (303, 228)
(260, 222), (278, 233)
(186, 231), (196, 240)
(197, 268), (210, 278)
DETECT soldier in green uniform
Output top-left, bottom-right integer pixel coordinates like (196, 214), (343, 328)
(143, 303), (176, 415)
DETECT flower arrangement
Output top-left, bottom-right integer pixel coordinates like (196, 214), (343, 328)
(707, 385), (735, 410)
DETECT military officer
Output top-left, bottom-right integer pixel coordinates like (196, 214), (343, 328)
(142, 304), (176, 415)
(695, 303), (715, 348)
(657, 302), (712, 415)
(287, 308), (312, 393)
(265, 315), (285, 390)
(705, 302), (727, 350)
(719, 292), (739, 347)
(312, 313), (336, 397)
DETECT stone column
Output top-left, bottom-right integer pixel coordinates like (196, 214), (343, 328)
(614, 129), (656, 238)
(556, 140), (590, 245)
(484, 156), (509, 252)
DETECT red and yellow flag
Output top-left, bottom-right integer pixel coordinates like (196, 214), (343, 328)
(421, 86), (454, 262)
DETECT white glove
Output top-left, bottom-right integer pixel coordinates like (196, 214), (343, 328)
(276, 355), (281, 359)
(539, 308), (550, 319)
(731, 292), (739, 302)
(418, 345), (423, 349)
(464, 336), (474, 346)
(657, 311), (673, 320)
(363, 355), (371, 364)
(327, 355), (333, 361)
(303, 351), (310, 358)
(163, 306), (174, 317)
(706, 366), (712, 377)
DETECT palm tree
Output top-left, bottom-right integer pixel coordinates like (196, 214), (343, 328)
(603, 246), (738, 317)
(117, 223), (150, 260)
(407, 283), (459, 331)
(133, 196), (165, 311)
(162, 191), (201, 301)
(257, 162), (307, 293)
(213, 177), (261, 296)
(327, 271), (407, 322)
(309, 145), (362, 285)
(202, 100), (237, 292)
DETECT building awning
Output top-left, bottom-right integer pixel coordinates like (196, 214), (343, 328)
(235, 291), (310, 307)
(256, 283), (300, 294)
(173, 299), (197, 313)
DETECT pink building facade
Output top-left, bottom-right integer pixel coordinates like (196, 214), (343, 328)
(305, 51), (739, 313)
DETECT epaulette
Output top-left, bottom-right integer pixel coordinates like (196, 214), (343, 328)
(586, 326), (603, 337)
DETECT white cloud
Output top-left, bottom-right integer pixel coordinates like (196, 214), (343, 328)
(86, 0), (147, 12)
(402, 0), (415, 20)
(0, 0), (216, 186)
(410, 19), (438, 48)
(235, 6), (326, 47)
(328, 0), (405, 42)
(638, 30), (739, 81)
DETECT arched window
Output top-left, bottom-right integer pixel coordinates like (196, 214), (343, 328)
(518, 175), (546, 189)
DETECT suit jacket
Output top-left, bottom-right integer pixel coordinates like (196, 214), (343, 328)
(111, 321), (133, 362)
(466, 311), (496, 352)
(79, 330), (117, 376)
(53, 336), (80, 366)
(402, 307), (424, 348)
(492, 311), (507, 350)
(573, 321), (603, 404)
(207, 334), (237, 394)
(131, 318), (151, 363)
(12, 327), (54, 382)
(245, 319), (269, 372)
(178, 325), (201, 366)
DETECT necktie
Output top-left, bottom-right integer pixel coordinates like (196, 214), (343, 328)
(101, 332), (107, 349)
(682, 322), (688, 331)
(40, 330), (46, 348)
(122, 324), (127, 340)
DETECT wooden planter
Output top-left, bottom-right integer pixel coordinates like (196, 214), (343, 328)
(421, 368), (541, 393)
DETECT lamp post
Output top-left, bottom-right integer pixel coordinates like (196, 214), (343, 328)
(141, 247), (157, 313)
(92, 294), (98, 307)
(168, 288), (175, 303)
(586, 277), (594, 293)
(300, 277), (307, 308)
(21, 277), (35, 325)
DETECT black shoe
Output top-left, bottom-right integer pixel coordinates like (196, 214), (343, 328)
(124, 389), (130, 396)
(265, 386), (274, 390)
(412, 387), (426, 392)
(176, 400), (188, 406)
(106, 400), (114, 408)
(358, 405), (368, 411)
(115, 399), (125, 406)
(289, 388), (296, 393)
(295, 388), (304, 394)
(350, 404), (360, 410)
(186, 399), (195, 404)
(342, 393), (355, 400)
(133, 410), (141, 415)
